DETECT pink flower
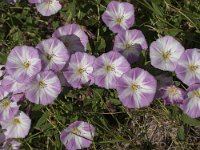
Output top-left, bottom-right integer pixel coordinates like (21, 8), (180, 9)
(60, 121), (95, 150)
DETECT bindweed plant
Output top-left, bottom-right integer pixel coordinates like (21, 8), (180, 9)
(1, 0), (200, 149)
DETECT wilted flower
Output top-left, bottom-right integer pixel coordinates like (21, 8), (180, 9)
(160, 85), (185, 105)
(5, 46), (41, 83)
(175, 48), (200, 86)
(116, 68), (157, 108)
(155, 73), (173, 99)
(180, 84), (200, 118)
(102, 1), (135, 33)
(94, 51), (130, 89)
(52, 24), (88, 53)
(150, 36), (184, 71)
(60, 121), (95, 150)
(0, 97), (19, 121)
(0, 111), (31, 138)
(36, 38), (69, 72)
(113, 29), (148, 63)
(57, 64), (71, 87)
(25, 71), (61, 105)
(64, 52), (95, 89)
(36, 0), (62, 16)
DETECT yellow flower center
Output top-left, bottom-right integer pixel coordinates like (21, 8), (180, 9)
(167, 86), (179, 96)
(116, 16), (123, 23)
(125, 43), (131, 50)
(77, 68), (86, 75)
(162, 51), (170, 60)
(12, 117), (21, 125)
(23, 61), (30, 69)
(47, 0), (53, 5)
(71, 127), (81, 135)
(39, 80), (47, 88)
(193, 90), (200, 97)
(106, 65), (114, 72)
(131, 83), (140, 91)
(189, 64), (198, 72)
(1, 99), (10, 108)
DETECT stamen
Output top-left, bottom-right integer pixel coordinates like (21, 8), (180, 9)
(167, 86), (179, 96)
(131, 83), (140, 91)
(125, 43), (131, 50)
(71, 127), (81, 135)
(77, 68), (86, 75)
(47, 0), (53, 4)
(23, 61), (30, 69)
(193, 90), (200, 97)
(106, 65), (114, 72)
(116, 16), (123, 23)
(1, 99), (10, 108)
(12, 117), (21, 125)
(39, 80), (47, 88)
(162, 51), (171, 60)
(46, 54), (54, 61)
(189, 64), (198, 72)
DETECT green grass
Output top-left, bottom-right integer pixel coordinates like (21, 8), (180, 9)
(1, 0), (200, 149)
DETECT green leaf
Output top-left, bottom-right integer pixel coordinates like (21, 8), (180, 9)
(181, 114), (200, 126)
(96, 36), (106, 51)
(177, 126), (185, 141)
(35, 112), (49, 128)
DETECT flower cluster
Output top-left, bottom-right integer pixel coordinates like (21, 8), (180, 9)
(2, 0), (200, 149)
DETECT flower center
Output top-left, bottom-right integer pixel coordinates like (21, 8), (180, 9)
(77, 68), (86, 75)
(47, 0), (53, 5)
(23, 61), (30, 69)
(116, 16), (123, 23)
(71, 127), (81, 135)
(46, 53), (54, 61)
(106, 65), (114, 72)
(167, 86), (179, 96)
(189, 64), (198, 72)
(162, 51), (170, 60)
(1, 99), (10, 108)
(39, 80), (47, 88)
(131, 83), (140, 91)
(125, 43), (131, 50)
(12, 117), (21, 125)
(192, 90), (200, 97)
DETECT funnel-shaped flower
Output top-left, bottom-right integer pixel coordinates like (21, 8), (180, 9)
(102, 1), (135, 33)
(60, 121), (95, 150)
(175, 48), (200, 86)
(116, 68), (157, 108)
(25, 71), (61, 105)
(36, 38), (69, 72)
(1, 111), (31, 138)
(113, 29), (148, 63)
(5, 46), (41, 83)
(52, 24), (88, 53)
(64, 52), (95, 89)
(150, 36), (184, 71)
(94, 51), (130, 89)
